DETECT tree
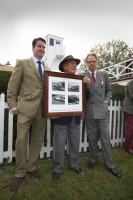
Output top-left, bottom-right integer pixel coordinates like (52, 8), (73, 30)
(81, 40), (133, 70)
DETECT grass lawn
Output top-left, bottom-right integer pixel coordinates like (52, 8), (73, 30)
(0, 147), (133, 200)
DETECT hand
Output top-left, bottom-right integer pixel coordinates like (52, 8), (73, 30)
(10, 107), (18, 115)
(83, 76), (91, 88)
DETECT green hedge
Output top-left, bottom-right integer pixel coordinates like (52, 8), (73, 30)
(0, 70), (12, 101)
(111, 83), (125, 101)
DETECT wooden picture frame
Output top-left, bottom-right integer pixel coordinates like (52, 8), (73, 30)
(44, 71), (86, 118)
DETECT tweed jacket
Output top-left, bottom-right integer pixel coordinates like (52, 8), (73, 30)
(82, 70), (112, 119)
(7, 58), (50, 117)
(122, 80), (133, 115)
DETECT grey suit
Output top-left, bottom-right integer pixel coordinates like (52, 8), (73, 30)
(83, 70), (115, 169)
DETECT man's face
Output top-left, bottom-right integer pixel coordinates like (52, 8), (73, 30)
(32, 40), (46, 60)
(63, 60), (77, 74)
(86, 55), (97, 72)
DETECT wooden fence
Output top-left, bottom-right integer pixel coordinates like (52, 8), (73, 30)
(0, 93), (125, 164)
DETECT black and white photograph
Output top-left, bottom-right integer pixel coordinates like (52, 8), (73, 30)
(68, 82), (79, 92)
(68, 95), (79, 104)
(52, 81), (65, 91)
(52, 94), (65, 104)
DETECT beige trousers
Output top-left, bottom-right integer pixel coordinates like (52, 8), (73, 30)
(15, 105), (46, 177)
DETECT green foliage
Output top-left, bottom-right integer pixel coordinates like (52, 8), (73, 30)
(0, 70), (12, 99)
(111, 83), (125, 101)
(90, 39), (133, 69)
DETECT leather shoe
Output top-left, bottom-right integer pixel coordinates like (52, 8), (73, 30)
(27, 170), (43, 179)
(10, 176), (25, 191)
(108, 168), (121, 178)
(71, 167), (84, 175)
(52, 171), (60, 180)
(88, 161), (96, 169)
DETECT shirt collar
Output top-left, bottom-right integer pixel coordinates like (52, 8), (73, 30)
(88, 69), (97, 74)
(32, 56), (42, 64)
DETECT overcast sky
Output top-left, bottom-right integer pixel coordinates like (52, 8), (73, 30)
(0, 0), (133, 65)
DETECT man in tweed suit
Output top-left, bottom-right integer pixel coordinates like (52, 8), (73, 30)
(83, 53), (121, 177)
(7, 37), (49, 191)
(122, 79), (133, 154)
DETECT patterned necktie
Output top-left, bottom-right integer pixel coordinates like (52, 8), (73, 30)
(91, 71), (95, 82)
(37, 60), (42, 79)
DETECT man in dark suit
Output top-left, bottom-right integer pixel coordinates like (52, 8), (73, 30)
(7, 37), (49, 191)
(52, 55), (84, 180)
(122, 79), (133, 154)
(83, 53), (121, 177)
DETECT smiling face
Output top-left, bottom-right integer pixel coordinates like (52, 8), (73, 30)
(86, 55), (97, 72)
(63, 59), (77, 74)
(32, 40), (46, 60)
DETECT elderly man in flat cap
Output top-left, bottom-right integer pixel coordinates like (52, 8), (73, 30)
(52, 55), (85, 180)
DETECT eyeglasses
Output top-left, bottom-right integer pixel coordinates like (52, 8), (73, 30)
(86, 61), (97, 64)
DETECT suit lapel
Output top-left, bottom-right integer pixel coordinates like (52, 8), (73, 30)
(42, 61), (45, 71)
(85, 71), (94, 89)
(28, 58), (40, 78)
(86, 70), (102, 89)
(86, 71), (91, 79)
(94, 71), (102, 89)
(42, 61), (45, 68)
